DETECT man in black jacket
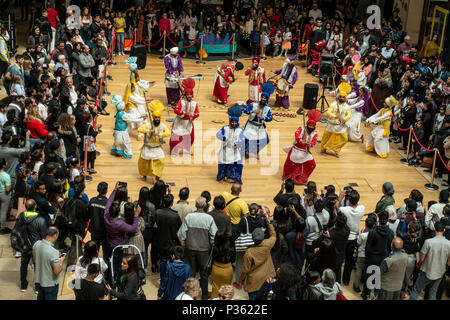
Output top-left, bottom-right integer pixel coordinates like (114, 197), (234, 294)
(207, 195), (232, 239)
(32, 180), (56, 228)
(92, 37), (108, 66)
(87, 182), (108, 250)
(155, 194), (182, 280)
(399, 97), (418, 150)
(15, 199), (47, 292)
(436, 115), (450, 179)
(361, 210), (395, 300)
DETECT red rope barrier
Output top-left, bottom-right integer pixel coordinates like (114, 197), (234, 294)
(334, 65), (342, 76)
(367, 93), (449, 170)
(437, 151), (450, 171)
(142, 34), (164, 47)
(267, 36), (282, 43)
(411, 128), (434, 152)
(203, 34), (233, 49)
(166, 34), (201, 48)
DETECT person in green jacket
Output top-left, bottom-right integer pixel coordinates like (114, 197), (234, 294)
(375, 182), (395, 214)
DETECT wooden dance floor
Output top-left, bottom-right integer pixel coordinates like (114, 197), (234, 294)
(88, 54), (439, 212)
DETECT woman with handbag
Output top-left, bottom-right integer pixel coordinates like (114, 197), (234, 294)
(232, 203), (265, 289)
(210, 234), (235, 299)
(315, 268), (344, 300)
(78, 113), (101, 174)
(106, 254), (144, 300)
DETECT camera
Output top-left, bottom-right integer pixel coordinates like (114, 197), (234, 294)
(118, 181), (127, 188)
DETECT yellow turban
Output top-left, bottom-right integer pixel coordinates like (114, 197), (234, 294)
(338, 91), (347, 100)
(152, 110), (162, 117)
(149, 99), (164, 113)
(338, 82), (352, 95)
(384, 95), (399, 108)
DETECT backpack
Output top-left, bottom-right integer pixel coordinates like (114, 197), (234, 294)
(10, 216), (32, 253)
(62, 197), (80, 230)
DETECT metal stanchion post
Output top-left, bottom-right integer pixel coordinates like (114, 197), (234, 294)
(305, 40), (309, 68)
(260, 32), (264, 58)
(231, 33), (236, 61)
(197, 35), (205, 65)
(160, 31), (166, 59)
(400, 126), (412, 164)
(425, 149), (439, 190)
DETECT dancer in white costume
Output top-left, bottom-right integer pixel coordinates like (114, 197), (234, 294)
(364, 95), (396, 159)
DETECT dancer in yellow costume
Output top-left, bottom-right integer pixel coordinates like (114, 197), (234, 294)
(364, 95), (396, 158)
(137, 106), (171, 183)
(123, 64), (154, 141)
(321, 91), (351, 157)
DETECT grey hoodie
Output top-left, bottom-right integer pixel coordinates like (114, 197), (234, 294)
(315, 282), (342, 300)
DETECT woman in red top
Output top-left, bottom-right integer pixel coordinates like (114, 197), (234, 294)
(25, 106), (48, 148)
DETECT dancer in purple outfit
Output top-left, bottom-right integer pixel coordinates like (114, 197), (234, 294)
(272, 55), (298, 109)
(164, 47), (184, 107)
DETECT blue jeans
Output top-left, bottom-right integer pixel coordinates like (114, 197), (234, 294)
(410, 271), (442, 300)
(248, 281), (271, 300)
(117, 32), (125, 53)
(36, 284), (59, 300)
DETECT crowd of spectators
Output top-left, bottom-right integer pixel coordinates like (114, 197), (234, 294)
(0, 0), (449, 301)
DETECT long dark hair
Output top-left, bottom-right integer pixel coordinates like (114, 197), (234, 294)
(138, 186), (151, 216)
(150, 180), (167, 209)
(276, 263), (300, 297)
(80, 240), (98, 267)
(121, 254), (140, 287)
(114, 186), (128, 203)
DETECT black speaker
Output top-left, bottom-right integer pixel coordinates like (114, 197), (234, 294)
(303, 83), (319, 110)
(131, 44), (147, 69)
(319, 53), (334, 78)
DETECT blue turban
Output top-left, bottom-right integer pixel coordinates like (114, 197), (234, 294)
(261, 92), (270, 101)
(230, 116), (239, 124)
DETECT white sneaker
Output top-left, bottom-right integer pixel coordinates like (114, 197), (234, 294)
(15, 252), (21, 258)
(20, 289), (26, 293)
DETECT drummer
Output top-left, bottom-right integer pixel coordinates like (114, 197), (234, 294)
(272, 55), (298, 109)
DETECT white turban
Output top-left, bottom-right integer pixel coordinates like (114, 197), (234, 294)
(170, 47), (179, 55)
(116, 101), (125, 111)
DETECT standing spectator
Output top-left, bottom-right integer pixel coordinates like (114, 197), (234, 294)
(171, 187), (195, 223)
(73, 264), (107, 300)
(0, 25), (10, 83)
(154, 193), (182, 279)
(222, 183), (249, 231)
(175, 277), (200, 300)
(250, 25), (261, 57)
(106, 254), (141, 300)
(410, 221), (450, 300)
(46, 3), (60, 53)
(87, 182), (108, 250)
(114, 11), (126, 56)
(210, 234), (235, 299)
(425, 190), (449, 232)
(374, 182), (395, 214)
(75, 240), (108, 284)
(353, 216), (376, 293)
(328, 213), (350, 283)
(338, 189), (365, 285)
(32, 226), (65, 300)
(239, 212), (276, 300)
(0, 158), (12, 234)
(315, 268), (344, 300)
(207, 195), (232, 239)
(177, 197), (217, 300)
(305, 198), (330, 265)
(77, 45), (96, 82)
(378, 237), (409, 300)
(103, 183), (139, 284)
(273, 179), (302, 210)
(296, 269), (324, 300)
(157, 245), (192, 300)
(361, 210), (395, 300)
(308, 2), (323, 21)
(16, 199), (47, 292)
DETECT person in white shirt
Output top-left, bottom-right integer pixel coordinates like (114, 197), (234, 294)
(308, 2), (322, 21)
(338, 189), (365, 285)
(0, 104), (7, 139)
(386, 205), (399, 237)
(353, 216), (376, 293)
(175, 277), (200, 300)
(75, 240), (108, 284)
(425, 190), (449, 231)
(381, 40), (394, 60)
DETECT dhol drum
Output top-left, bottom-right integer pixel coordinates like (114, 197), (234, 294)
(276, 78), (289, 95)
